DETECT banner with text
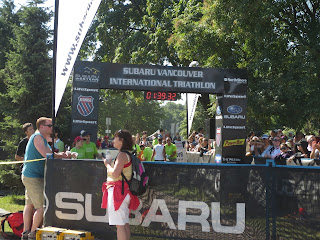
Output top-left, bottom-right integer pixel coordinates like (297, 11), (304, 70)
(44, 160), (320, 239)
(55, 0), (101, 115)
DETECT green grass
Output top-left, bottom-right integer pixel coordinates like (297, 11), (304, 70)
(0, 194), (24, 236)
(0, 194), (24, 212)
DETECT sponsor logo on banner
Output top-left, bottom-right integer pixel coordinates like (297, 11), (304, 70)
(223, 126), (246, 130)
(216, 106), (222, 115)
(53, 192), (245, 234)
(223, 139), (245, 147)
(73, 87), (99, 93)
(83, 67), (100, 75)
(227, 105), (242, 114)
(215, 154), (222, 164)
(224, 78), (247, 84)
(216, 128), (221, 147)
(75, 67), (100, 83)
(72, 119), (97, 125)
(223, 158), (242, 162)
(224, 94), (247, 99)
(224, 115), (246, 120)
(77, 95), (94, 116)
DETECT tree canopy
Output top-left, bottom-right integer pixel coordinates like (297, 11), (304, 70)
(87, 0), (320, 133)
(1, 0), (320, 158)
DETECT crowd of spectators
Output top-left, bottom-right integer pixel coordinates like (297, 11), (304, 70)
(94, 129), (185, 162)
(184, 128), (214, 156)
(246, 129), (320, 164)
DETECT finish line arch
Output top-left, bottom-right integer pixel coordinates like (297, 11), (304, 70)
(71, 61), (247, 163)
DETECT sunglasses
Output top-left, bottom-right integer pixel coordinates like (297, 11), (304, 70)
(273, 139), (280, 142)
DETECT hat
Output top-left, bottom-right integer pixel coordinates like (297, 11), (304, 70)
(74, 136), (83, 143)
(104, 136), (109, 139)
(262, 134), (269, 139)
(297, 140), (308, 148)
(81, 130), (90, 137)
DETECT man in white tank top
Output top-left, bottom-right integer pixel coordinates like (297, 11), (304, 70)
(151, 138), (166, 161)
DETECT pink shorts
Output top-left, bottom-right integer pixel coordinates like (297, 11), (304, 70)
(107, 187), (130, 225)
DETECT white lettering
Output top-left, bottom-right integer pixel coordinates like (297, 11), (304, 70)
(85, 194), (108, 222)
(55, 192), (84, 220)
(178, 201), (210, 232)
(72, 120), (97, 125)
(53, 192), (246, 234)
(223, 115), (246, 119)
(73, 87), (99, 92)
(130, 201), (143, 226)
(141, 199), (176, 230)
(211, 202), (245, 234)
(223, 126), (246, 130)
(224, 78), (247, 84)
(224, 95), (247, 99)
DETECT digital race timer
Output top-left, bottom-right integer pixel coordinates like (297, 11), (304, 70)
(144, 91), (178, 101)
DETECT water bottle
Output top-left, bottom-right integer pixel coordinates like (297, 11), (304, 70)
(105, 149), (112, 164)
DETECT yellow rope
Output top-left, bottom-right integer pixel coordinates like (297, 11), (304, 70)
(0, 158), (46, 165)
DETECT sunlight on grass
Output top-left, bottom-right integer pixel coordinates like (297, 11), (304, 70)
(0, 194), (25, 213)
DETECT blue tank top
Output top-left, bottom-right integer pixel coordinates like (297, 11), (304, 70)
(22, 132), (48, 178)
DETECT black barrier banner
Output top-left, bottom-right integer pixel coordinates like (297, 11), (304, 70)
(43, 160), (320, 239)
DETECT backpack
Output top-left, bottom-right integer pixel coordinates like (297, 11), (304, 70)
(1, 211), (24, 238)
(121, 150), (149, 196)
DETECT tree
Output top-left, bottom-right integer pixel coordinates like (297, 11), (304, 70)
(0, 0), (52, 154)
(0, 0), (19, 70)
(0, 0), (19, 125)
(170, 0), (320, 132)
(98, 90), (165, 136)
(161, 102), (184, 133)
(92, 0), (181, 65)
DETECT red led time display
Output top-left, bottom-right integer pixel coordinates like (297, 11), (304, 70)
(144, 91), (178, 101)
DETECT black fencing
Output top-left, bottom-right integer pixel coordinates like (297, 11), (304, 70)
(44, 159), (320, 239)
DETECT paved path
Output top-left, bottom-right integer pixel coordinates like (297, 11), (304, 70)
(0, 208), (10, 217)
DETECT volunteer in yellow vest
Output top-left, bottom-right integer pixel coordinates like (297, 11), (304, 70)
(81, 131), (100, 159)
(165, 137), (177, 162)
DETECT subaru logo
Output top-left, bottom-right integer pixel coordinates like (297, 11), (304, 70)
(227, 105), (242, 114)
(216, 106), (222, 115)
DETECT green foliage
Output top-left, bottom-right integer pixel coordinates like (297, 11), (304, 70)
(0, 161), (24, 191)
(161, 102), (184, 133)
(93, 0), (180, 65)
(0, 0), (19, 70)
(55, 81), (72, 145)
(98, 90), (165, 136)
(0, 1), (53, 159)
(170, 0), (320, 133)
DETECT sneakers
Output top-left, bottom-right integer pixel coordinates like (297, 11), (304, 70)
(27, 231), (36, 240)
(21, 230), (30, 240)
